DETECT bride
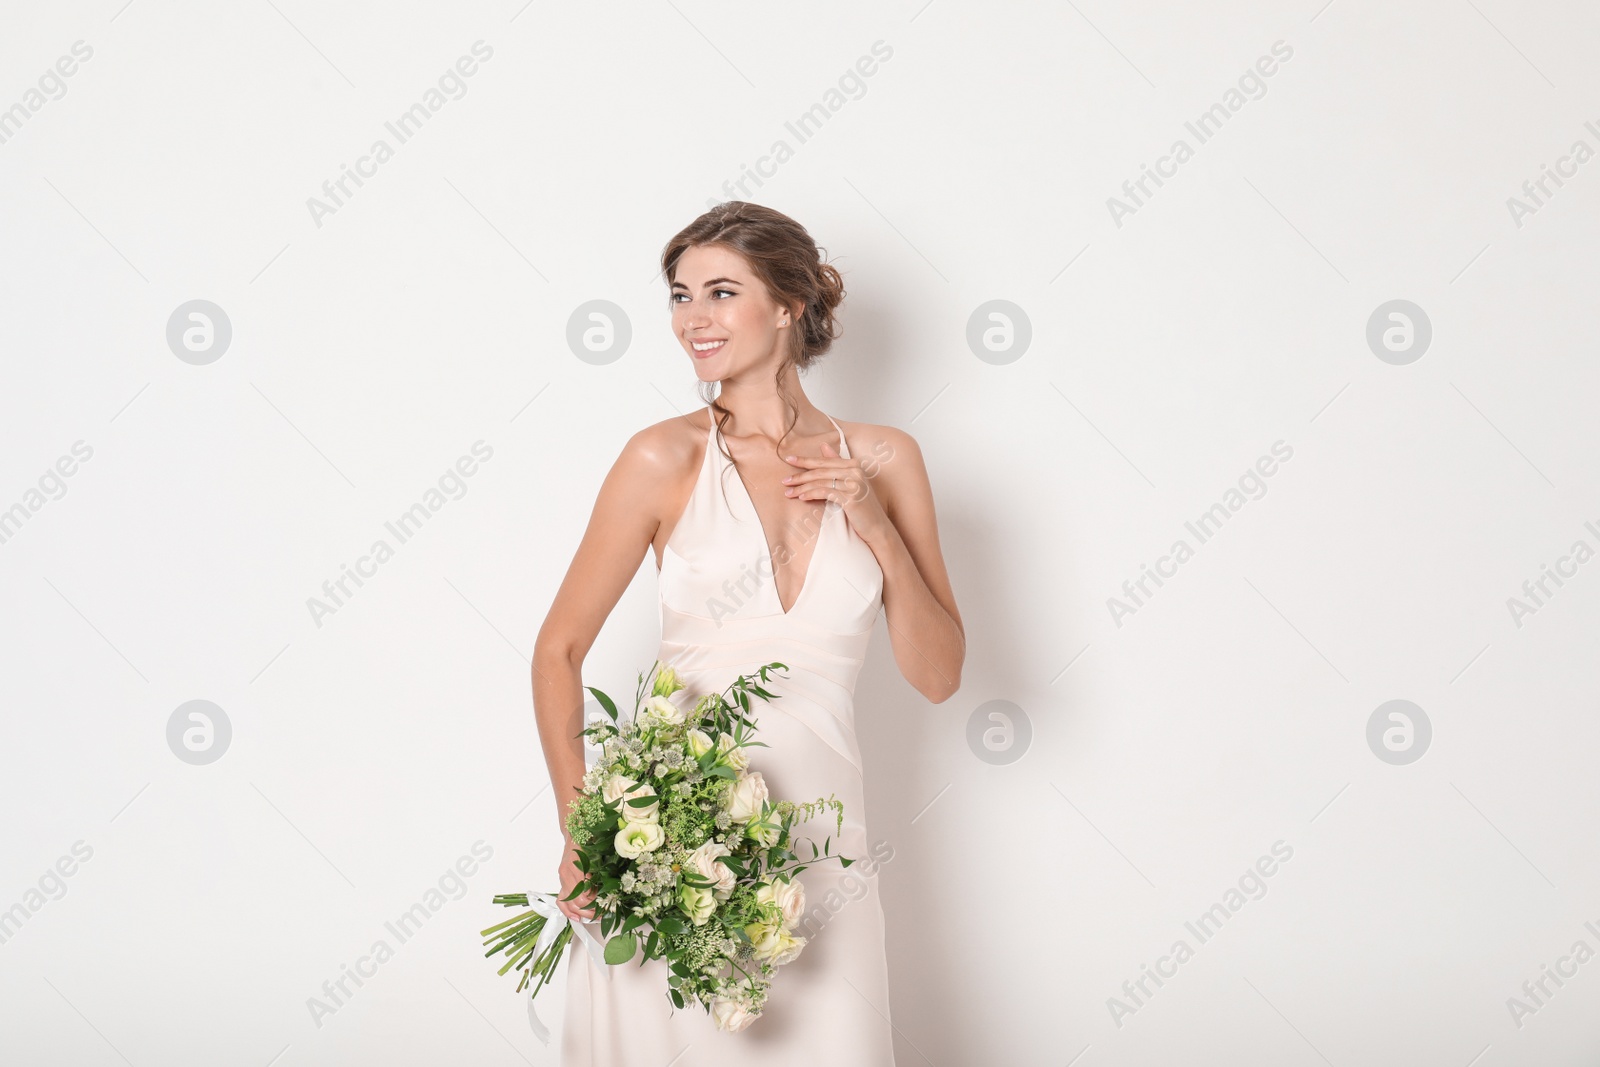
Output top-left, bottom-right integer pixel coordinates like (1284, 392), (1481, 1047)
(531, 200), (964, 1064)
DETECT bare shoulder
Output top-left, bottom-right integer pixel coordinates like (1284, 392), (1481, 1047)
(834, 419), (931, 516)
(617, 410), (709, 476)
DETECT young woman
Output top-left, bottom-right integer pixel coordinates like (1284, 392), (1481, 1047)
(532, 200), (964, 1064)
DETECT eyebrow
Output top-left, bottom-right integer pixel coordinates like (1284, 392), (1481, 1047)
(670, 277), (743, 290)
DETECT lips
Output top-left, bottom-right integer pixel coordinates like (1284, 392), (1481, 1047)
(689, 338), (727, 358)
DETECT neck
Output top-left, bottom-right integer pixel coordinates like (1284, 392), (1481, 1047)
(714, 362), (828, 442)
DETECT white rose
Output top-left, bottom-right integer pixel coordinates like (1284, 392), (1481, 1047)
(770, 929), (806, 965)
(756, 877), (806, 929)
(746, 919), (805, 964)
(641, 695), (686, 727)
(601, 773), (636, 805)
(619, 782), (659, 823)
(687, 839), (737, 900)
(614, 821), (664, 858)
(716, 732), (750, 771)
(710, 995), (760, 1033)
(686, 729), (715, 759)
(723, 771), (768, 823)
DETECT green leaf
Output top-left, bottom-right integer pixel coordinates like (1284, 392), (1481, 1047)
(603, 932), (637, 965)
(656, 916), (686, 935)
(586, 686), (620, 723)
(625, 795), (658, 808)
(840, 856), (854, 867)
(671, 988), (685, 1008)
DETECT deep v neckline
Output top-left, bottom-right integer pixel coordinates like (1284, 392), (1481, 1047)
(717, 413), (848, 617)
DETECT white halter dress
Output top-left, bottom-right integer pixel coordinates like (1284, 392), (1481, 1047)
(561, 409), (897, 1065)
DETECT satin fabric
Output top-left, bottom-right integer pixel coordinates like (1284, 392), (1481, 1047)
(561, 409), (897, 1065)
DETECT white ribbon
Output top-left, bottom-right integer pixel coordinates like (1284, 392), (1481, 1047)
(521, 891), (611, 1046)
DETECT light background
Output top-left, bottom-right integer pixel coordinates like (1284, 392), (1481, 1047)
(2, 1), (1598, 1065)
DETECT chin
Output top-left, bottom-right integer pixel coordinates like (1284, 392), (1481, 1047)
(687, 354), (729, 379)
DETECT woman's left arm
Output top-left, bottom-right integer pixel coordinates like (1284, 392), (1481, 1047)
(786, 426), (965, 702)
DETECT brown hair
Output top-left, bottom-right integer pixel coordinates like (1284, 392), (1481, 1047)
(660, 201), (846, 516)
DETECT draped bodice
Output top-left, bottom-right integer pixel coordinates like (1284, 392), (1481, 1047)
(654, 409), (884, 773)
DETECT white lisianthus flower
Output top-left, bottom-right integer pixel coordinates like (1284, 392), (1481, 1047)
(687, 839), (738, 900)
(614, 821), (664, 858)
(677, 882), (716, 926)
(619, 782), (660, 823)
(710, 995), (760, 1032)
(686, 729), (715, 759)
(756, 877), (806, 929)
(745, 918), (805, 964)
(723, 771), (768, 823)
(746, 814), (780, 848)
(744, 919), (782, 960)
(716, 732), (750, 771)
(642, 695), (687, 727)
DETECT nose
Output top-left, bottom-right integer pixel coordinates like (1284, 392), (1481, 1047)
(679, 301), (709, 333)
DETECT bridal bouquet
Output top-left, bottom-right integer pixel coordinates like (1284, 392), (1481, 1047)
(481, 659), (854, 1037)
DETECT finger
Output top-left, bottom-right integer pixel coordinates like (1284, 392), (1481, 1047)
(783, 465), (849, 489)
(792, 485), (843, 505)
(787, 473), (857, 501)
(782, 452), (845, 469)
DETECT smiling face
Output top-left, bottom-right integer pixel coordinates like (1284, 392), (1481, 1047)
(669, 243), (794, 384)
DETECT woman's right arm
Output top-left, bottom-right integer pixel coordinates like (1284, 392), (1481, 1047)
(530, 423), (685, 922)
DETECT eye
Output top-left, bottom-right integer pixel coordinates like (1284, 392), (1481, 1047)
(712, 288), (736, 299)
